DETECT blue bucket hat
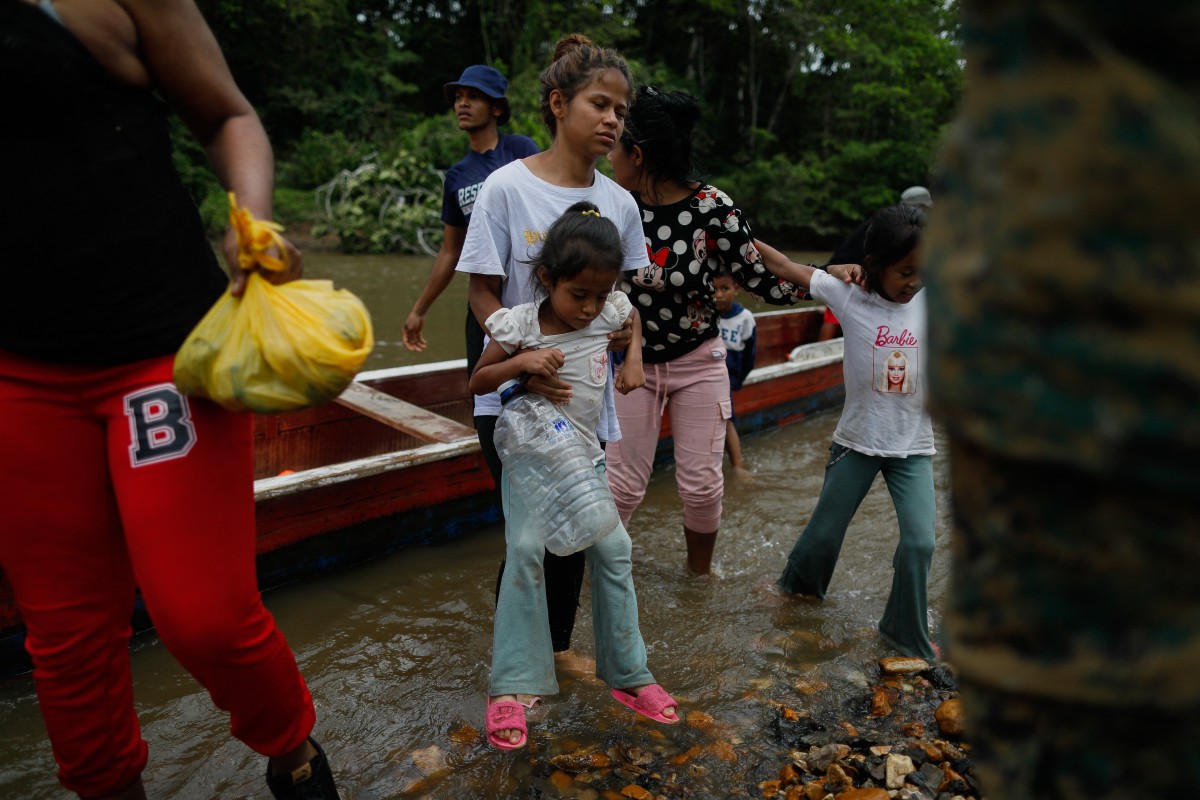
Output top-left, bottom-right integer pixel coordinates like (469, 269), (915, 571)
(443, 65), (512, 126)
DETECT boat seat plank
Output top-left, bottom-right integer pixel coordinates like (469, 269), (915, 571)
(335, 381), (476, 444)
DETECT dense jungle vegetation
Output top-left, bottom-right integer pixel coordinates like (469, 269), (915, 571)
(182, 0), (963, 251)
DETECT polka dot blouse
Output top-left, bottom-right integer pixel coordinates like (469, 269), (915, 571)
(619, 183), (799, 364)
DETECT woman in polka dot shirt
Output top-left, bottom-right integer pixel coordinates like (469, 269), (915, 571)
(605, 86), (819, 574)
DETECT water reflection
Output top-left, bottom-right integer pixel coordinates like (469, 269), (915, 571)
(0, 409), (951, 799)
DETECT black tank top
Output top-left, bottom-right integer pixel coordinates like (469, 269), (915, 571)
(0, 1), (228, 364)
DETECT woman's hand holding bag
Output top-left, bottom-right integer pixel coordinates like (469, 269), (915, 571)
(174, 194), (374, 413)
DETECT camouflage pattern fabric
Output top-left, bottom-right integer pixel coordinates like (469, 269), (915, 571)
(926, 2), (1200, 489)
(959, 667), (1200, 799)
(924, 1), (1200, 796)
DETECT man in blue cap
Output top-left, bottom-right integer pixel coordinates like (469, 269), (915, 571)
(402, 65), (538, 366)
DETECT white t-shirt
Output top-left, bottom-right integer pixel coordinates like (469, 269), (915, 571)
(810, 270), (934, 457)
(488, 293), (633, 464)
(717, 305), (756, 354)
(456, 160), (647, 430)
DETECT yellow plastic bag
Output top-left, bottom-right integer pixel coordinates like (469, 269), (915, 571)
(174, 194), (374, 413)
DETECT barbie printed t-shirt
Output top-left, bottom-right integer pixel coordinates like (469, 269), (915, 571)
(810, 270), (934, 458)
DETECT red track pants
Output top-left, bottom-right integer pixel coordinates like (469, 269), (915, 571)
(0, 350), (315, 797)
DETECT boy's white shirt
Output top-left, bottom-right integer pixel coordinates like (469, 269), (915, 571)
(717, 306), (756, 352)
(488, 292), (634, 464)
(810, 270), (935, 458)
(456, 160), (646, 430)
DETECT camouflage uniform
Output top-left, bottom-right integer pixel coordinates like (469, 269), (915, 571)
(924, 1), (1200, 796)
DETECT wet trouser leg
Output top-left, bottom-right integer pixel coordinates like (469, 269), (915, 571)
(877, 454), (936, 660)
(489, 470), (557, 696)
(478, 413), (584, 652)
(0, 352), (315, 797)
(586, 466), (654, 689)
(778, 443), (878, 598)
(778, 443), (936, 659)
(608, 344), (730, 533)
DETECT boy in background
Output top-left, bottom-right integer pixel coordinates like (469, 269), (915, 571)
(713, 268), (756, 478)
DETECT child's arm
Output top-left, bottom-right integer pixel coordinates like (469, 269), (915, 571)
(469, 338), (566, 396)
(754, 239), (820, 293)
(615, 308), (645, 394)
(756, 240), (865, 290)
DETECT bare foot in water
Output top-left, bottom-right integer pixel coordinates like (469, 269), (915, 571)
(732, 464), (756, 482)
(554, 648), (597, 678)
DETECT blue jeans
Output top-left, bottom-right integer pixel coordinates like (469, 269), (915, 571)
(489, 462), (655, 696)
(778, 443), (936, 659)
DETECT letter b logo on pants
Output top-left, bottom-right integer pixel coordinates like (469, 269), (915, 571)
(125, 385), (197, 467)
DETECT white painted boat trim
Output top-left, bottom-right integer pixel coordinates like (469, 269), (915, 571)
(744, 338), (843, 386)
(255, 330), (844, 501)
(255, 436), (479, 501)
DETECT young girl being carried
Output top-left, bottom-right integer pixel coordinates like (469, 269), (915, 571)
(470, 202), (679, 750)
(774, 204), (939, 660)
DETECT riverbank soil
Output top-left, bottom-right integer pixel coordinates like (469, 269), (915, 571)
(415, 656), (981, 800)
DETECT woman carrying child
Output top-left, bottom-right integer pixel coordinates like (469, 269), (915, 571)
(775, 204), (938, 661)
(455, 34), (647, 674)
(471, 202), (678, 749)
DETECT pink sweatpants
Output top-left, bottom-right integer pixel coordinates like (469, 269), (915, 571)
(607, 340), (731, 532)
(0, 350), (315, 797)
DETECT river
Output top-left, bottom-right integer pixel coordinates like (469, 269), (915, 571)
(0, 250), (953, 799)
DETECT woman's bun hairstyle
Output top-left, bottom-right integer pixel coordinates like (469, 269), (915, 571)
(538, 34), (633, 136)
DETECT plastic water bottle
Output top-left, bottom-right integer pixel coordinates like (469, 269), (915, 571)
(493, 379), (620, 555)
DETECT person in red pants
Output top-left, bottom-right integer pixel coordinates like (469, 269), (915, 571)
(0, 1), (339, 798)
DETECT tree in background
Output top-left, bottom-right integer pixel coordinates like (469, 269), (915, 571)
(180, 0), (962, 249)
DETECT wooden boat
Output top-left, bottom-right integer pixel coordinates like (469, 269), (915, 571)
(0, 306), (843, 676)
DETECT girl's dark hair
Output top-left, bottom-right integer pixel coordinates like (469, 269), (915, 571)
(530, 201), (624, 294)
(539, 34), (633, 137)
(619, 85), (704, 187)
(862, 204), (926, 296)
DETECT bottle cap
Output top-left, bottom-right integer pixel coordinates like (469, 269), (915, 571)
(499, 377), (526, 404)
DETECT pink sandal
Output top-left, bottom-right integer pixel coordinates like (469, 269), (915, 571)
(485, 697), (528, 750)
(611, 684), (680, 724)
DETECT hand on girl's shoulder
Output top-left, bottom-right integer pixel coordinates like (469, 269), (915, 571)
(825, 263), (866, 287)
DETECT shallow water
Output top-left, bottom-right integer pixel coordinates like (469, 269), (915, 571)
(0, 410), (952, 799)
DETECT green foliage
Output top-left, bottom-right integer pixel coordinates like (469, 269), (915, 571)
(273, 187), (323, 227)
(174, 0), (964, 250)
(278, 130), (373, 189)
(195, 186), (324, 239)
(197, 186), (230, 238)
(169, 116), (221, 209)
(313, 151), (444, 255)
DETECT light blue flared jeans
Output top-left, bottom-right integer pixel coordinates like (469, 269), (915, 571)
(489, 462), (655, 697)
(778, 442), (937, 660)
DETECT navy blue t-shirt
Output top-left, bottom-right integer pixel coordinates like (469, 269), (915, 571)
(441, 134), (539, 228)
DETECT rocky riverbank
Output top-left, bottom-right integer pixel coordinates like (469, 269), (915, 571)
(761, 656), (978, 800)
(405, 655), (982, 799)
